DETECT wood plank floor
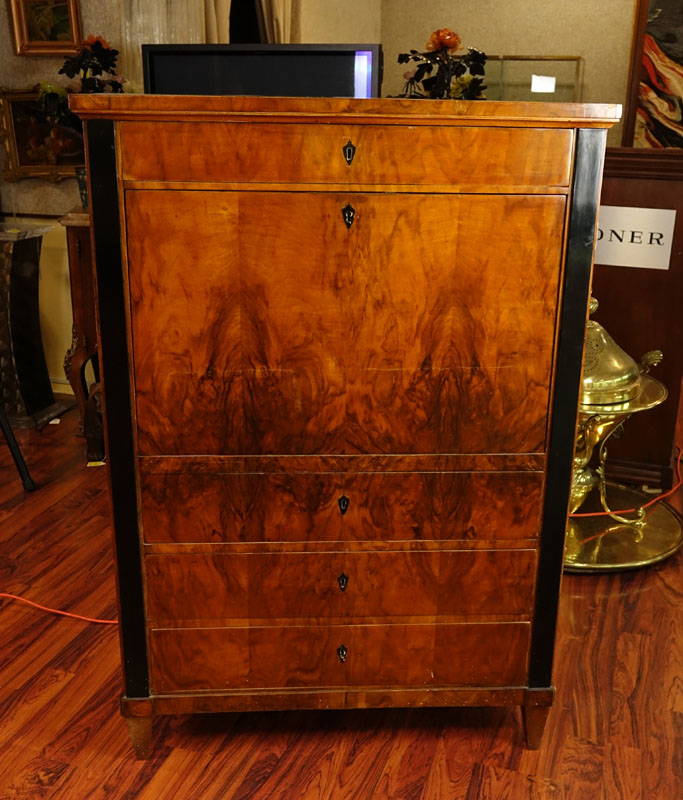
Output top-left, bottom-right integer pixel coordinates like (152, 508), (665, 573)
(1, 407), (681, 799)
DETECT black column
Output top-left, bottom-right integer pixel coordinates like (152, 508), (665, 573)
(86, 120), (149, 698)
(529, 128), (608, 688)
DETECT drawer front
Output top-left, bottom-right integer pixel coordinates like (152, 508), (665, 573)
(120, 121), (573, 187)
(145, 549), (537, 623)
(149, 622), (530, 693)
(141, 471), (543, 544)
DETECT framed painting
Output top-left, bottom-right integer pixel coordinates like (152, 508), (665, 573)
(0, 87), (84, 181)
(623, 0), (683, 147)
(8, 0), (83, 56)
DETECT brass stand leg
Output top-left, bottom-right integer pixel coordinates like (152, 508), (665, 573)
(522, 705), (550, 749)
(125, 716), (153, 759)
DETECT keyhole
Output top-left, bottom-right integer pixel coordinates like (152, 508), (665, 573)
(342, 140), (356, 166)
(338, 495), (350, 515)
(342, 204), (355, 229)
(337, 645), (348, 663)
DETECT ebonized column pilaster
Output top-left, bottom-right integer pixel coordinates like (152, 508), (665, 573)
(86, 120), (149, 698)
(529, 128), (608, 688)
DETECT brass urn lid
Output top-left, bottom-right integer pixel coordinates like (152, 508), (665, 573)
(581, 298), (643, 405)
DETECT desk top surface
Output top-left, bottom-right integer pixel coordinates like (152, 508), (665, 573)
(70, 94), (621, 129)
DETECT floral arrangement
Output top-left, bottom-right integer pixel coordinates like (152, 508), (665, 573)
(39, 35), (125, 123)
(32, 36), (126, 167)
(396, 28), (486, 100)
(58, 35), (125, 94)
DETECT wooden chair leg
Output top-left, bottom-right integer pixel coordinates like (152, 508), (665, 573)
(522, 705), (551, 749)
(125, 716), (153, 759)
(84, 382), (104, 462)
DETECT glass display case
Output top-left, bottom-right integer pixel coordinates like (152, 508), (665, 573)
(484, 56), (583, 103)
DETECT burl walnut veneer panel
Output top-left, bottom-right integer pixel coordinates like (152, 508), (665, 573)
(140, 470), (543, 544)
(149, 622), (531, 693)
(342, 193), (565, 455)
(127, 190), (565, 456)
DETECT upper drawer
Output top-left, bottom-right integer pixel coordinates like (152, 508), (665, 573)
(119, 122), (573, 187)
(140, 470), (543, 544)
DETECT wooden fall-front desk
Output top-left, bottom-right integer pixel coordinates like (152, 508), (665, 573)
(70, 94), (619, 757)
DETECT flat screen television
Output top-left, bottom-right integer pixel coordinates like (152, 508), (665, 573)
(142, 44), (383, 98)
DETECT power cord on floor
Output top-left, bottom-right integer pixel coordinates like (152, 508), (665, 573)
(569, 445), (682, 519)
(0, 593), (118, 625)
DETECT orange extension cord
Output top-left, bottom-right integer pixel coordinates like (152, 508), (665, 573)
(569, 445), (682, 519)
(0, 593), (117, 625)
(1, 449), (680, 626)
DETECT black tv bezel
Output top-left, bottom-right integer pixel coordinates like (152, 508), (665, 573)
(141, 43), (383, 98)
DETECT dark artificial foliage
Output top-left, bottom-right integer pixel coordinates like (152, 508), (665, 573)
(59, 40), (124, 94)
(396, 29), (487, 100)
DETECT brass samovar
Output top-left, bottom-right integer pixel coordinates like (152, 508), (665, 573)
(564, 298), (682, 571)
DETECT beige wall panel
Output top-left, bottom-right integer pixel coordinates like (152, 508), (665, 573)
(297, 0), (382, 43)
(35, 221), (73, 394)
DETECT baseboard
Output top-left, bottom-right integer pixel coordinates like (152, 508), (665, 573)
(50, 378), (74, 395)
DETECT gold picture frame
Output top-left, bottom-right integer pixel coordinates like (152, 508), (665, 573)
(0, 87), (84, 181)
(8, 0), (83, 56)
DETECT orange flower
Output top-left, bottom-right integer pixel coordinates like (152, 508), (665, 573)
(83, 34), (111, 49)
(426, 28), (462, 53)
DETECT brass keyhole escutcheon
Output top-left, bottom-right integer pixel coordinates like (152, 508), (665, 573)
(342, 140), (356, 166)
(337, 572), (349, 592)
(341, 205), (355, 229)
(337, 644), (348, 663)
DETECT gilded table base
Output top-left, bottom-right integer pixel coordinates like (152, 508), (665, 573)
(565, 483), (683, 572)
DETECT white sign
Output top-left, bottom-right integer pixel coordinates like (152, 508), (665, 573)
(531, 74), (556, 93)
(595, 205), (677, 270)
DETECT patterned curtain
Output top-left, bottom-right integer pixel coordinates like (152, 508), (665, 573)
(119, 0), (205, 88)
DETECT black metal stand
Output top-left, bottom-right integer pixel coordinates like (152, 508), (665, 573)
(0, 399), (37, 491)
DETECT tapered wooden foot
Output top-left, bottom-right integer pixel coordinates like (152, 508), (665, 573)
(125, 716), (153, 759)
(522, 704), (550, 749)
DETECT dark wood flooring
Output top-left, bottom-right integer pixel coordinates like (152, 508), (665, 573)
(1, 407), (682, 799)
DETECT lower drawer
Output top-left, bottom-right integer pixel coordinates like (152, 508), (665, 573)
(145, 549), (537, 623)
(149, 622), (530, 693)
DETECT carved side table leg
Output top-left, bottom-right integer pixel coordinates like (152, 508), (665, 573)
(84, 382), (104, 462)
(63, 326), (90, 437)
(125, 716), (153, 759)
